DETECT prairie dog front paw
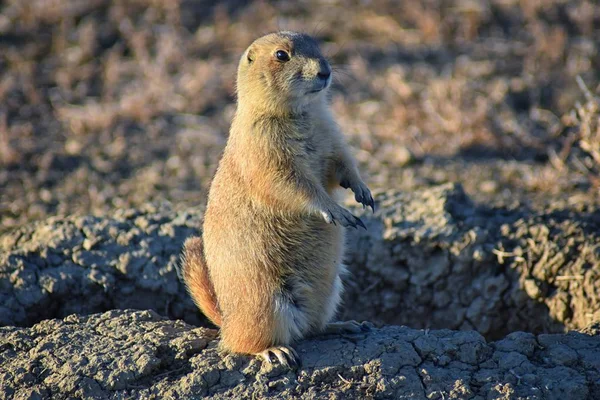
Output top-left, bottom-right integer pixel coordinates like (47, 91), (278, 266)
(321, 205), (366, 229)
(351, 181), (375, 212)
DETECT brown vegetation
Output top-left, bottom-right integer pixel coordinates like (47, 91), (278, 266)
(1, 0), (599, 232)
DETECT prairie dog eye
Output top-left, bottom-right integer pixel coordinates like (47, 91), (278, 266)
(275, 50), (290, 62)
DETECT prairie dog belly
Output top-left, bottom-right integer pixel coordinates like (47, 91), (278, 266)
(273, 215), (346, 331)
(204, 191), (345, 334)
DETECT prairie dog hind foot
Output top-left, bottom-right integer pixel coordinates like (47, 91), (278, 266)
(323, 320), (373, 334)
(257, 346), (300, 369)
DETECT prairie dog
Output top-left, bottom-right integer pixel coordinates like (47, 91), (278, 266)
(182, 31), (374, 367)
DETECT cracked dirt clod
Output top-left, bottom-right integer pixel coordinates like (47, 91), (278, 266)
(0, 309), (598, 399)
(0, 202), (205, 328)
(343, 184), (600, 338)
(1, 184), (599, 339)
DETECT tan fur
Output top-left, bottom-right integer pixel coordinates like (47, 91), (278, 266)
(181, 237), (222, 327)
(182, 31), (373, 359)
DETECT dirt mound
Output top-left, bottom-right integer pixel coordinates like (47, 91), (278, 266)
(343, 184), (600, 339)
(1, 309), (599, 399)
(2, 184), (598, 340)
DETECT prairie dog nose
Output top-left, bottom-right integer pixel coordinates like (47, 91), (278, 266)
(317, 60), (331, 80)
(317, 70), (331, 80)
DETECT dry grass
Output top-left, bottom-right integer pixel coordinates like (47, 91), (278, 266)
(0, 0), (599, 231)
(551, 77), (600, 189)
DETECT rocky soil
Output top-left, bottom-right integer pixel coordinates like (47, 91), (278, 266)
(1, 184), (599, 398)
(1, 309), (599, 399)
(2, 184), (599, 339)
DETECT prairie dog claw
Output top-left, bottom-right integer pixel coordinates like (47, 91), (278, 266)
(257, 346), (300, 368)
(352, 182), (375, 213)
(321, 207), (366, 230)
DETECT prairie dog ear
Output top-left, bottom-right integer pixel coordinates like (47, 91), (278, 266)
(246, 46), (255, 63)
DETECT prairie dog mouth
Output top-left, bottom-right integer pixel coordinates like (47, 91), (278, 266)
(308, 77), (330, 94)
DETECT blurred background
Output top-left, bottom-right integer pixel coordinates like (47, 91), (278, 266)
(1, 0), (599, 233)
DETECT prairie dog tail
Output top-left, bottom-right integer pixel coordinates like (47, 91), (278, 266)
(181, 236), (222, 326)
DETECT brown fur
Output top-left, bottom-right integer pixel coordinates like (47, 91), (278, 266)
(181, 237), (222, 327)
(182, 31), (373, 358)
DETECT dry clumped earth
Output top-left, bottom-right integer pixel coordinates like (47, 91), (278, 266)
(1, 0), (600, 399)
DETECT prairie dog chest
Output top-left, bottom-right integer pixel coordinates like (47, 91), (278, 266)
(289, 115), (334, 178)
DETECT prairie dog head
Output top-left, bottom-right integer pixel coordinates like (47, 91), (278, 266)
(236, 31), (332, 114)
